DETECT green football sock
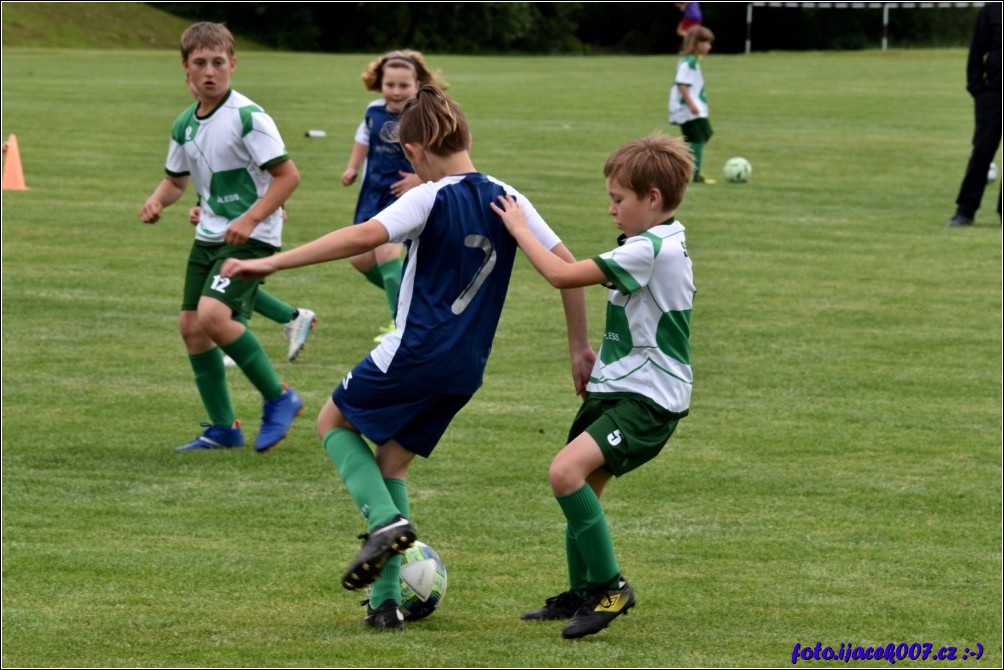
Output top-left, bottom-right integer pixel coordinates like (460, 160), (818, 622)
(362, 265), (384, 289)
(322, 429), (400, 529)
(253, 288), (297, 324)
(220, 328), (284, 400)
(556, 484), (620, 588)
(369, 478), (410, 606)
(689, 141), (705, 177)
(565, 526), (590, 596)
(377, 258), (403, 317)
(188, 348), (235, 427)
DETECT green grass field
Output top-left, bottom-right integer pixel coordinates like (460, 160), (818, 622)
(2, 42), (1001, 668)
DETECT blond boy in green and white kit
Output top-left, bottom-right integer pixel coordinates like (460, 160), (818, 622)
(491, 132), (695, 640)
(139, 22), (303, 453)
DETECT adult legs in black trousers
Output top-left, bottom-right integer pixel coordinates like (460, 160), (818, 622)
(948, 90), (1002, 227)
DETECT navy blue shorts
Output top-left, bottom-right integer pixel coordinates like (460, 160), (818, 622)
(354, 182), (397, 223)
(332, 356), (473, 458)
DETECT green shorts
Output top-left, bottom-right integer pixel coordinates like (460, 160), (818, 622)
(181, 239), (276, 319)
(680, 118), (713, 144)
(568, 392), (686, 477)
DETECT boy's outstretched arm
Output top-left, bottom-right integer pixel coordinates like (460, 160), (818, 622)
(139, 174), (188, 224)
(491, 195), (606, 289)
(492, 196), (598, 394)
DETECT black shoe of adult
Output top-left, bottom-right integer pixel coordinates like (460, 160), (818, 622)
(947, 214), (974, 227)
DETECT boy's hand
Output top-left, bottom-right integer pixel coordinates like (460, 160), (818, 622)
(139, 176), (187, 224)
(221, 257), (276, 280)
(490, 195), (529, 235)
(341, 167), (358, 186)
(570, 347), (597, 397)
(188, 206), (201, 226)
(139, 199), (163, 224)
(224, 216), (255, 246)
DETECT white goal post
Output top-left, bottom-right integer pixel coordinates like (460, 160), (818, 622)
(745, 2), (987, 53)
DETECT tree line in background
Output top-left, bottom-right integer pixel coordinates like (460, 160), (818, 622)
(151, 2), (980, 55)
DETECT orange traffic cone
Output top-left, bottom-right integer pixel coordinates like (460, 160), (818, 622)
(2, 134), (29, 190)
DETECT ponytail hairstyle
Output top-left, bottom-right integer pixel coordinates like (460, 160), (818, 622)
(361, 49), (449, 93)
(680, 25), (714, 56)
(396, 85), (471, 157)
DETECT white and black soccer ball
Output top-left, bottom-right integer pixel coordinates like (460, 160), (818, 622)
(988, 162), (998, 183)
(723, 156), (752, 183)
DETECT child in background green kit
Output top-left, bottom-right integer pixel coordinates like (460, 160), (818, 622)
(669, 25), (716, 183)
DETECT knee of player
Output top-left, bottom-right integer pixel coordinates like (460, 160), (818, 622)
(314, 415), (332, 440)
(315, 399), (352, 439)
(178, 311), (203, 341)
(194, 308), (229, 339)
(548, 461), (583, 497)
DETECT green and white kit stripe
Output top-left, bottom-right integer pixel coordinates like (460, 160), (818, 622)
(590, 220), (694, 414)
(165, 89), (289, 247)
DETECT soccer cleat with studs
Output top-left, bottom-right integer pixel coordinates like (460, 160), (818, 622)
(176, 421), (244, 451)
(342, 515), (417, 591)
(562, 579), (636, 639)
(284, 307), (317, 362)
(520, 590), (585, 621)
(362, 598), (405, 631)
(253, 387), (303, 452)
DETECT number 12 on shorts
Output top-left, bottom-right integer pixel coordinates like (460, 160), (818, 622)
(211, 274), (231, 294)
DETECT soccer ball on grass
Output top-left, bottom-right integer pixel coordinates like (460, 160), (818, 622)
(723, 156), (752, 183)
(397, 541), (448, 620)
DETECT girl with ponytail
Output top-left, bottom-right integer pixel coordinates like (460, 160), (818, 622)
(221, 84), (594, 631)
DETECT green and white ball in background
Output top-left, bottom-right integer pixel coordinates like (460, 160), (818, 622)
(989, 162), (998, 183)
(398, 541), (448, 620)
(723, 156), (752, 183)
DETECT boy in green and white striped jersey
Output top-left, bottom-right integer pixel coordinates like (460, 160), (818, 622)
(138, 22), (304, 453)
(491, 132), (696, 639)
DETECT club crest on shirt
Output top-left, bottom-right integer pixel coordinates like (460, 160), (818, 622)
(378, 120), (400, 146)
